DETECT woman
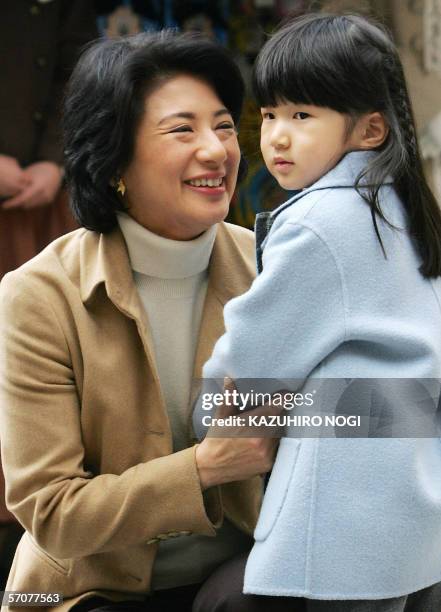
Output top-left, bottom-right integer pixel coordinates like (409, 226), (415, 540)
(0, 31), (277, 612)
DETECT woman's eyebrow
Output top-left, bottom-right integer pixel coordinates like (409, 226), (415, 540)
(157, 108), (231, 125)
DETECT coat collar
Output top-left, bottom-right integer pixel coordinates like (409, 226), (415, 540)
(79, 221), (254, 377)
(255, 150), (394, 273)
(80, 222), (251, 308)
(80, 227), (136, 309)
(270, 150), (393, 220)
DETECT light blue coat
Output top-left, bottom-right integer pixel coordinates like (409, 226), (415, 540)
(200, 151), (441, 599)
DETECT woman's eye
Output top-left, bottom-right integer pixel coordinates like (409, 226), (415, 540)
(217, 122), (235, 130)
(261, 112), (275, 120)
(169, 125), (193, 133)
(294, 112), (310, 120)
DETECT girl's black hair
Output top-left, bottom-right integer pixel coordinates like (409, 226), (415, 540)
(253, 12), (441, 278)
(63, 30), (246, 233)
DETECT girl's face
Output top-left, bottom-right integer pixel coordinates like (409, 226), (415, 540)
(123, 74), (240, 240)
(260, 102), (356, 190)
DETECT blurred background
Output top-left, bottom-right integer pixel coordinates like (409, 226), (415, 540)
(0, 0), (440, 587)
(94, 0), (441, 228)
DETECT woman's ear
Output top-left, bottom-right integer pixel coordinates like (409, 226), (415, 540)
(351, 112), (389, 149)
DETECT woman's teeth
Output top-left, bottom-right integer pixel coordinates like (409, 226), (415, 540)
(188, 177), (223, 187)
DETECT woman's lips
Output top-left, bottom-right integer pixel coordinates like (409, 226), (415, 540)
(184, 180), (226, 196)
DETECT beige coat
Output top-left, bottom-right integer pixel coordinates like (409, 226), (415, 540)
(0, 222), (262, 611)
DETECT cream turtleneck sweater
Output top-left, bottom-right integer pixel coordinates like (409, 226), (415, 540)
(117, 212), (216, 452)
(117, 213), (251, 590)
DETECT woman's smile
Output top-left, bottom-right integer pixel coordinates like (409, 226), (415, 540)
(123, 75), (240, 240)
(184, 173), (226, 196)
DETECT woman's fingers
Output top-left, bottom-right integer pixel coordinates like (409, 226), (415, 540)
(195, 378), (286, 489)
(195, 434), (279, 490)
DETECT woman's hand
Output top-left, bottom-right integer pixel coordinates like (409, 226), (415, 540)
(195, 378), (282, 490)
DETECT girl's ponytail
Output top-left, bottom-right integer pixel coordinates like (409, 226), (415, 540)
(385, 56), (441, 277)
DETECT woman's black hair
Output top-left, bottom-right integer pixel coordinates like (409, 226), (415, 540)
(63, 30), (246, 233)
(253, 13), (441, 278)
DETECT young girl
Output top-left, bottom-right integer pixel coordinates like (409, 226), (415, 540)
(193, 12), (441, 612)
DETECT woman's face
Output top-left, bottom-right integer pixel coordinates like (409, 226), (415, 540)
(123, 74), (241, 240)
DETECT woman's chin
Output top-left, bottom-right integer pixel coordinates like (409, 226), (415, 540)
(197, 198), (230, 226)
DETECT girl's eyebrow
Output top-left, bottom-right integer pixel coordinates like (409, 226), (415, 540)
(157, 108), (231, 126)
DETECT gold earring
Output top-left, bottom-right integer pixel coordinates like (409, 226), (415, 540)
(116, 178), (126, 196)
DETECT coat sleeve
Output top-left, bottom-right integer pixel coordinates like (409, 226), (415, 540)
(203, 220), (347, 381)
(0, 272), (221, 560)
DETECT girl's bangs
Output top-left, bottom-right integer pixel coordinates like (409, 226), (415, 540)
(253, 52), (334, 108)
(253, 18), (360, 112)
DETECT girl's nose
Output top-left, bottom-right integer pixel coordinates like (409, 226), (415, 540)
(270, 125), (290, 149)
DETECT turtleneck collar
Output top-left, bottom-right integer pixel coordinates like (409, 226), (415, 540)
(116, 212), (217, 280)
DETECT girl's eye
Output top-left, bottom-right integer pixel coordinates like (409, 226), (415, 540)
(169, 125), (193, 133)
(262, 112), (275, 120)
(294, 112), (310, 120)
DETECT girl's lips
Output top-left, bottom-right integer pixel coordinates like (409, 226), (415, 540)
(274, 161), (294, 174)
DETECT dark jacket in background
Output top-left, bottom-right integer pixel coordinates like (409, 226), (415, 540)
(0, 0), (97, 165)
(0, 0), (98, 283)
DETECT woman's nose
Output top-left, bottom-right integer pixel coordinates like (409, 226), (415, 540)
(197, 132), (228, 165)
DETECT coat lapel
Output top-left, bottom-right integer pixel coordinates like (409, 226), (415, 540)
(79, 228), (162, 389)
(192, 223), (256, 379)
